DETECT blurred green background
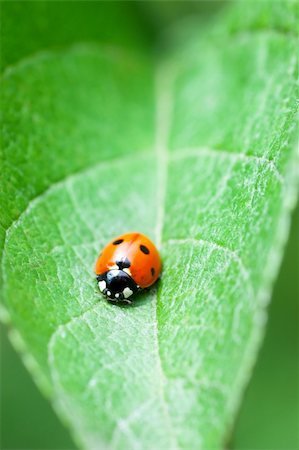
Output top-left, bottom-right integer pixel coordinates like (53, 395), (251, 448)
(1, 1), (298, 448)
(1, 203), (298, 449)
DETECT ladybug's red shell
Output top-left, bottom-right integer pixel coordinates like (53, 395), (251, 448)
(95, 232), (161, 288)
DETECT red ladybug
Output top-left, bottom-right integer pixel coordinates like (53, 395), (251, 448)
(95, 232), (162, 303)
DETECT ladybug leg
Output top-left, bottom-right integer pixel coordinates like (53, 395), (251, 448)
(114, 292), (131, 304)
(123, 299), (132, 305)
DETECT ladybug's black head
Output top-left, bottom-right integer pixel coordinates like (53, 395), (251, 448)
(96, 269), (138, 303)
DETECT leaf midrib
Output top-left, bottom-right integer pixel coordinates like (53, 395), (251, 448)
(151, 65), (178, 448)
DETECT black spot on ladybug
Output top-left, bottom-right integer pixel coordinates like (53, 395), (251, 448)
(151, 267), (155, 276)
(117, 258), (131, 270)
(113, 239), (124, 245)
(140, 244), (150, 254)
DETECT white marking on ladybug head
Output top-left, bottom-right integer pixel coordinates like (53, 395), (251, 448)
(123, 287), (133, 299)
(108, 269), (121, 277)
(123, 268), (132, 276)
(115, 293), (120, 299)
(98, 280), (106, 292)
(106, 290), (111, 296)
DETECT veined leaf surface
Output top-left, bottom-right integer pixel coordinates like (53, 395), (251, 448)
(1, 2), (298, 449)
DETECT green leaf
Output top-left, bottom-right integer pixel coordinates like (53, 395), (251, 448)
(1, 2), (298, 449)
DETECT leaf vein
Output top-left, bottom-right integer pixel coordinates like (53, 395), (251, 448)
(170, 148), (283, 183)
(166, 238), (253, 297)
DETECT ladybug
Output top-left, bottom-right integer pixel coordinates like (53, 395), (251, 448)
(95, 232), (162, 303)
